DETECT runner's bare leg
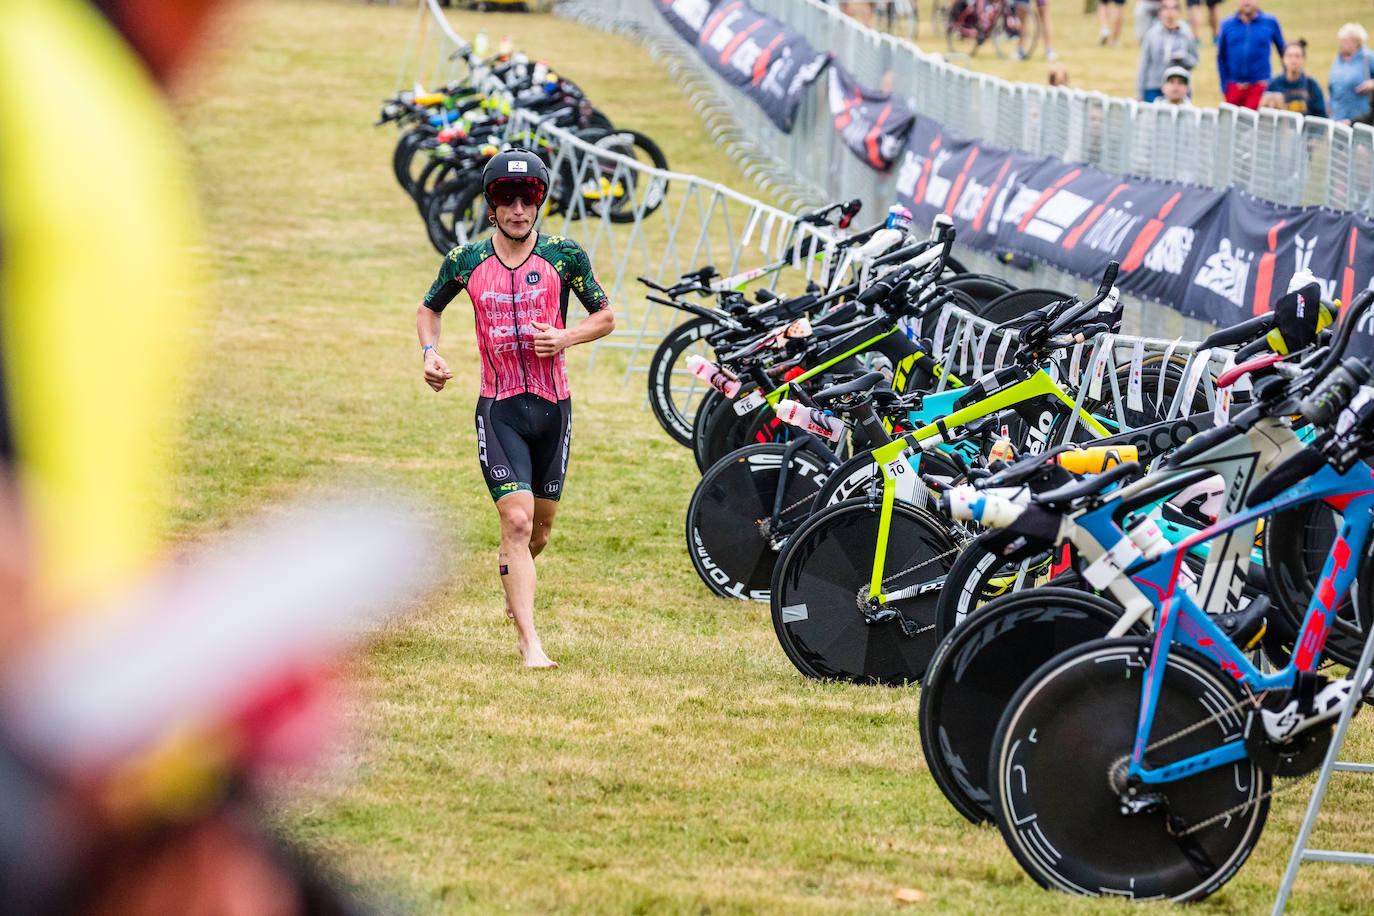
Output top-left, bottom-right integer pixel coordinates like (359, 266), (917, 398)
(496, 491), (556, 668)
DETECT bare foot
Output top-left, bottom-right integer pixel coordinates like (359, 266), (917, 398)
(521, 647), (558, 669)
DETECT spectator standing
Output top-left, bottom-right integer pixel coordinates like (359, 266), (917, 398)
(1134, 0), (1161, 42)
(1015, 0), (1057, 61)
(1098, 0), (1126, 47)
(1329, 23), (1374, 125)
(1138, 0), (1198, 102)
(1216, 0), (1284, 109)
(1185, 0), (1226, 43)
(1266, 39), (1326, 117)
(1157, 65), (1195, 105)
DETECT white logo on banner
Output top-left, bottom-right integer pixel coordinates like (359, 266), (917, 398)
(1193, 238), (1254, 307)
(923, 150), (955, 209)
(668, 0), (714, 31)
(1082, 207), (1140, 254)
(951, 177), (991, 223)
(1291, 233), (1338, 301)
(1000, 186), (1043, 230)
(895, 150), (921, 198)
(1143, 225), (1195, 275)
(1023, 189), (1093, 243)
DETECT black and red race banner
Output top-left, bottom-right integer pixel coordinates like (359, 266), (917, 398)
(892, 116), (1374, 324)
(827, 65), (915, 170)
(653, 0), (831, 133)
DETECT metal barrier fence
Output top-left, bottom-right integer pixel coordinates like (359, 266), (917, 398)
(560, 0), (1374, 223)
(395, 0), (1231, 421)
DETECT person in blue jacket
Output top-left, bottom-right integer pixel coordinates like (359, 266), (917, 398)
(1216, 0), (1284, 109)
(1329, 23), (1374, 124)
(1266, 39), (1326, 117)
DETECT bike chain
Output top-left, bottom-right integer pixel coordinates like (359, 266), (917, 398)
(1106, 686), (1321, 838)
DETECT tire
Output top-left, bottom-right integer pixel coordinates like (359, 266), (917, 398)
(933, 537), (1065, 640)
(944, 0), (985, 56)
(809, 448), (962, 513)
(392, 127), (433, 197)
(1261, 500), (1373, 668)
(424, 176), (486, 256)
(770, 497), (959, 684)
(975, 287), (1068, 325)
(1089, 353), (1210, 432)
(685, 443), (833, 601)
(694, 388), (749, 473)
(689, 388), (723, 472)
(588, 128), (670, 223)
(991, 637), (1269, 901)
(942, 273), (1015, 309)
(647, 316), (724, 448)
(920, 588), (1144, 824)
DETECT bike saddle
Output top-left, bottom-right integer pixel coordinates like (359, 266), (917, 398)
(812, 371), (888, 406)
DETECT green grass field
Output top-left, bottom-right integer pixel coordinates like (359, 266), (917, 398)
(173, 1), (1374, 912)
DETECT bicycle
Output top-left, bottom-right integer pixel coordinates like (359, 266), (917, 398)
(767, 264), (1126, 685)
(980, 290), (1374, 900)
(939, 0), (1039, 59)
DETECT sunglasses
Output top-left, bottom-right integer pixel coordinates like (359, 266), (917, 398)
(488, 179), (545, 209)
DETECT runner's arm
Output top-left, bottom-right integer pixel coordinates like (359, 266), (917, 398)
(416, 301), (453, 392)
(531, 307), (614, 357)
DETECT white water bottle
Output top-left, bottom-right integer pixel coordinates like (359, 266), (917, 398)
(853, 227), (903, 260)
(774, 399), (844, 442)
(685, 354), (741, 397)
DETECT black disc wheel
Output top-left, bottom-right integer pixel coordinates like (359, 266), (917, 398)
(686, 443), (833, 601)
(991, 637), (1269, 901)
(921, 588), (1142, 824)
(689, 388), (724, 473)
(694, 388), (752, 473)
(647, 316), (725, 448)
(770, 497), (959, 684)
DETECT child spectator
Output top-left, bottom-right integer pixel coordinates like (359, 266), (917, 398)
(1138, 0), (1198, 102)
(1048, 63), (1071, 87)
(1329, 23), (1374, 124)
(1216, 0), (1285, 109)
(1266, 39), (1326, 117)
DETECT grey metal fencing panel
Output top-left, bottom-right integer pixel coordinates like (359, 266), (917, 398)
(564, 0), (1372, 223)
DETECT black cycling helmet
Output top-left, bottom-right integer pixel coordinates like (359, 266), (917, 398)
(482, 147), (549, 243)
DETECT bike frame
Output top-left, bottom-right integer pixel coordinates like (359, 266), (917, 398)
(1070, 460), (1374, 784)
(866, 367), (1112, 605)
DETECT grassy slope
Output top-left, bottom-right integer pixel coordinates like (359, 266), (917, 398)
(175, 1), (1374, 912)
(904, 0), (1371, 110)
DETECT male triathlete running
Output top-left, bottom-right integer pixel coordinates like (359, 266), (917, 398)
(416, 148), (614, 668)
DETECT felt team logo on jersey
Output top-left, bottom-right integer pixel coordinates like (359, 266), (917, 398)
(526, 271), (541, 285)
